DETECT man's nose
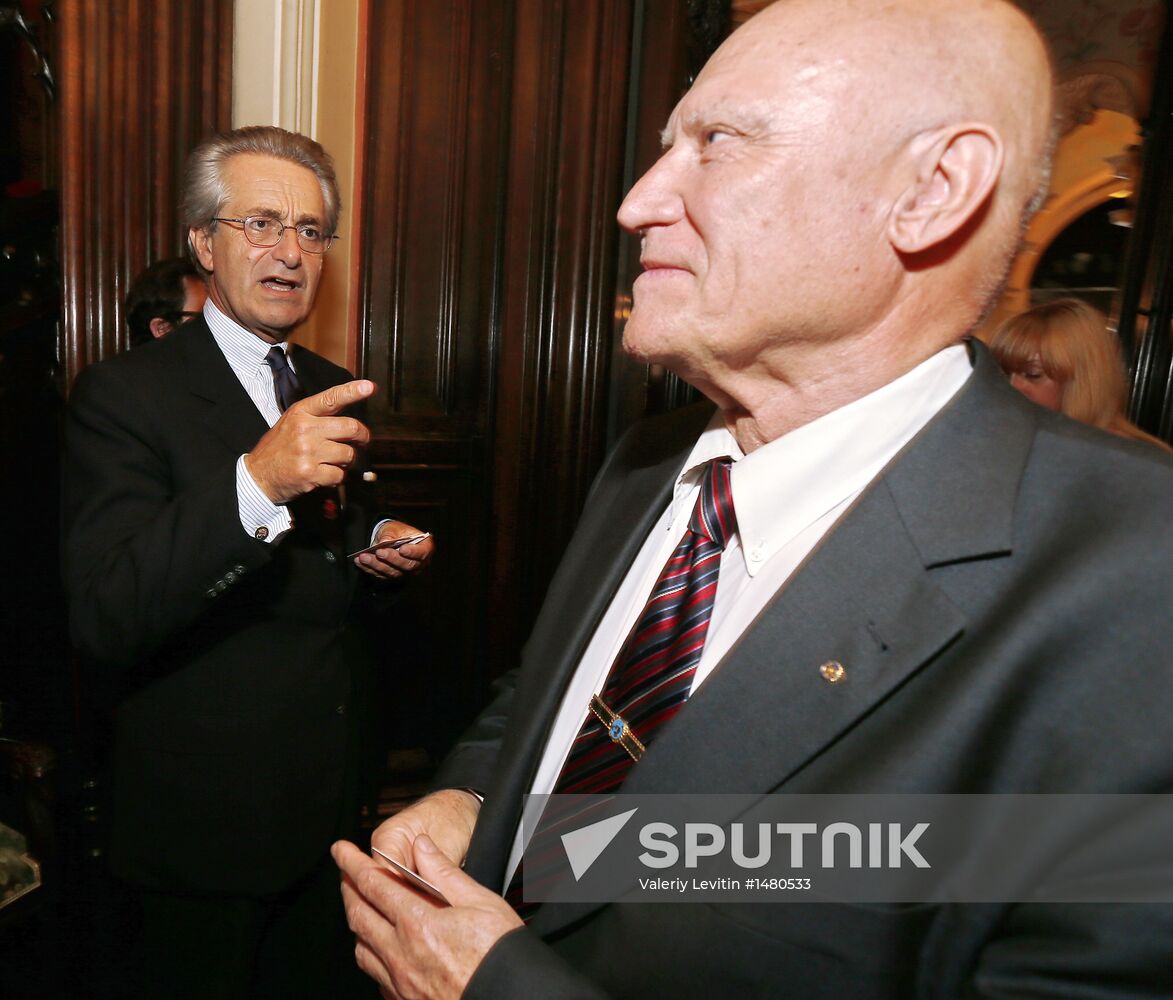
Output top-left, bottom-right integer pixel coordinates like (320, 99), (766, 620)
(271, 226), (303, 265)
(617, 151), (685, 233)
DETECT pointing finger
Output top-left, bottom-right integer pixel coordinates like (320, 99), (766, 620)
(298, 379), (376, 417)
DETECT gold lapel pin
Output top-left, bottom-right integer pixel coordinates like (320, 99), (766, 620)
(819, 661), (846, 684)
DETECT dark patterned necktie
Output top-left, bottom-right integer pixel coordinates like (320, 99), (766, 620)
(557, 456), (737, 793)
(506, 457), (737, 916)
(264, 345), (302, 412)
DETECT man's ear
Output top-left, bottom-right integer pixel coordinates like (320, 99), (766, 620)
(887, 124), (1003, 254)
(189, 226), (214, 272)
(149, 317), (173, 340)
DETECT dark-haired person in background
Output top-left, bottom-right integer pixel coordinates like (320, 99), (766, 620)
(65, 125), (433, 999)
(124, 256), (207, 347)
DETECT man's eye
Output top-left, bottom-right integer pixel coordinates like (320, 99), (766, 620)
(247, 218), (275, 233)
(704, 130), (729, 145)
(298, 226), (322, 241)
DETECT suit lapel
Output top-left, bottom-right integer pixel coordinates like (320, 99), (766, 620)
(287, 344), (331, 398)
(623, 482), (966, 798)
(465, 405), (713, 888)
(181, 318), (271, 455)
(527, 342), (1037, 935)
(633, 341), (1030, 799)
(513, 409), (713, 715)
(528, 478), (969, 935)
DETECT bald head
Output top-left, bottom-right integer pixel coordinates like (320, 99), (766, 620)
(617, 0), (1056, 441)
(729, 0), (1054, 251)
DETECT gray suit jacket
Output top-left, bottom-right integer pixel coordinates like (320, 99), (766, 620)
(438, 342), (1173, 998)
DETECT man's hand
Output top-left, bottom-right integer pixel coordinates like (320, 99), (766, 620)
(356, 520), (436, 581)
(333, 835), (522, 1000)
(371, 789), (480, 869)
(245, 379), (375, 504)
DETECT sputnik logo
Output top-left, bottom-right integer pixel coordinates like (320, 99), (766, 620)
(560, 808), (639, 881)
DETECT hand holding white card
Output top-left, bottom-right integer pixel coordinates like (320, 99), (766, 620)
(347, 532), (431, 560)
(371, 845), (452, 906)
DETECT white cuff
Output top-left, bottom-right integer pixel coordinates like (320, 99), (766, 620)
(236, 455), (293, 543)
(370, 517), (398, 545)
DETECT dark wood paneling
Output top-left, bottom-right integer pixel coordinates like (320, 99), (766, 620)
(608, 0), (695, 440)
(357, 0), (513, 744)
(356, 0), (640, 745)
(59, 0), (232, 381)
(488, 0), (636, 675)
(1118, 4), (1173, 442)
(359, 0), (508, 433)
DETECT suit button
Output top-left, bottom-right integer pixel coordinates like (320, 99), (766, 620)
(215, 580), (228, 593)
(254, 526), (269, 541)
(205, 589), (218, 599)
(324, 550), (337, 563)
(335, 704), (346, 715)
(233, 564), (246, 574)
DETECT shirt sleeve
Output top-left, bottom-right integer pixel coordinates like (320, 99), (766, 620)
(236, 454), (293, 542)
(369, 517), (398, 545)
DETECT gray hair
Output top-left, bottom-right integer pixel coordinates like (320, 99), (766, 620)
(181, 125), (341, 259)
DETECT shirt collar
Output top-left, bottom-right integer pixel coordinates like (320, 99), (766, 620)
(204, 300), (290, 378)
(673, 344), (973, 575)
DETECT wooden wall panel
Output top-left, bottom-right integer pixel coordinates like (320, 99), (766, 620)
(355, 0), (639, 747)
(607, 0), (695, 440)
(1118, 7), (1173, 441)
(487, 0), (636, 675)
(59, 0), (232, 381)
(357, 0), (513, 747)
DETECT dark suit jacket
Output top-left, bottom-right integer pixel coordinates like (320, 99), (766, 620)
(436, 343), (1173, 998)
(65, 317), (384, 897)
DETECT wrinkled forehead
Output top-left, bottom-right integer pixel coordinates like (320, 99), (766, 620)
(690, 0), (1051, 128)
(663, 10), (886, 146)
(663, 37), (852, 146)
(221, 153), (326, 216)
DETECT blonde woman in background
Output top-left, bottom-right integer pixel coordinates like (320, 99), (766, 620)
(988, 297), (1171, 450)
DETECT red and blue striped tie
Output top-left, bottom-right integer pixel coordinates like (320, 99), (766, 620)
(556, 456), (737, 794)
(507, 458), (736, 914)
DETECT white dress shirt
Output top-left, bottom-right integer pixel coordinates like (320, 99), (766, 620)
(504, 344), (974, 886)
(204, 300), (295, 543)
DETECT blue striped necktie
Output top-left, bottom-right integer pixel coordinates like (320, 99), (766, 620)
(506, 458), (736, 916)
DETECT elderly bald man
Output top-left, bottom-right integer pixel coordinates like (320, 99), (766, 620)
(334, 1), (1173, 996)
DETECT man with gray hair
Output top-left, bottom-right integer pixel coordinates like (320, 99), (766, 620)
(334, 1), (1172, 997)
(65, 125), (433, 997)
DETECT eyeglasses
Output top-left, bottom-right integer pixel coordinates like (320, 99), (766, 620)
(211, 216), (337, 254)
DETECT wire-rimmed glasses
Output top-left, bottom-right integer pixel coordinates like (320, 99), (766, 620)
(211, 216), (337, 254)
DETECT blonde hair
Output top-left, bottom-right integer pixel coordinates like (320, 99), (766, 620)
(988, 298), (1170, 449)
